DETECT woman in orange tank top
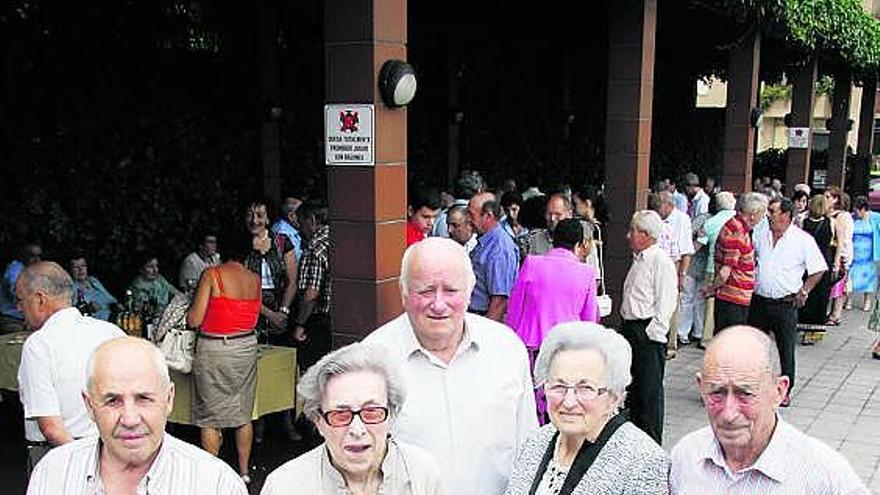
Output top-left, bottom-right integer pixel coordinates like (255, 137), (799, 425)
(187, 233), (261, 484)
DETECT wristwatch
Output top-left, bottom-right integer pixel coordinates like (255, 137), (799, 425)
(279, 306), (290, 315)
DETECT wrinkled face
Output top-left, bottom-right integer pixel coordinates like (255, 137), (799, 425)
(545, 349), (616, 441)
(141, 258), (159, 281)
(408, 206), (440, 235)
(84, 347), (173, 470)
(15, 279), (52, 330)
(246, 204), (269, 234)
(658, 202), (674, 219)
(70, 258), (89, 282)
(546, 197), (572, 231)
(447, 212), (473, 246)
(200, 236), (218, 257)
(626, 224), (651, 253)
(766, 203), (790, 233)
(402, 249), (471, 345)
(316, 371), (390, 480)
(698, 344), (787, 460)
(468, 199), (489, 234)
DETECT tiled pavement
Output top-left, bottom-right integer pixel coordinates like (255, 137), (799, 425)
(663, 308), (880, 492)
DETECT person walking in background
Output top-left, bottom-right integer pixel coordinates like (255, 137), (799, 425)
(798, 194), (835, 344)
(826, 187), (853, 326)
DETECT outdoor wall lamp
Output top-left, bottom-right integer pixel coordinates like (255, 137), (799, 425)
(379, 60), (417, 108)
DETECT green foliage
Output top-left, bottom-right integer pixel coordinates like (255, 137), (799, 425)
(760, 84), (792, 110)
(713, 0), (880, 77)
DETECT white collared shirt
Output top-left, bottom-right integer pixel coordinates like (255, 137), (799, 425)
(665, 208), (696, 261)
(619, 243), (679, 343)
(26, 433), (247, 494)
(753, 223), (827, 299)
(670, 419), (869, 494)
(17, 307), (124, 441)
(364, 313), (537, 495)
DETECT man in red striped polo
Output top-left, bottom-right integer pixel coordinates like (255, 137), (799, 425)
(708, 192), (768, 332)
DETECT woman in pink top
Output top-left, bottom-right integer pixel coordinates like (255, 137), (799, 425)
(507, 218), (599, 422)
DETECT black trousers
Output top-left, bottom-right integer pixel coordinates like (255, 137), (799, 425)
(298, 312), (331, 371)
(748, 294), (798, 393)
(714, 298), (750, 334)
(620, 318), (665, 445)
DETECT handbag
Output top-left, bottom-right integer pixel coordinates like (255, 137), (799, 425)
(595, 224), (613, 317)
(156, 292), (196, 373)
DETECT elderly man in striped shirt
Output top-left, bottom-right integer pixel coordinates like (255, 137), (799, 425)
(670, 326), (868, 494)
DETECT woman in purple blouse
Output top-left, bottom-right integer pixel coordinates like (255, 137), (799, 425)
(507, 218), (599, 423)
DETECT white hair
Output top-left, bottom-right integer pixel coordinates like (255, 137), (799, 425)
(715, 191), (736, 211)
(297, 341), (406, 424)
(84, 337), (171, 396)
(737, 191), (768, 215)
(630, 210), (664, 240)
(534, 322), (632, 410)
(399, 237), (476, 295)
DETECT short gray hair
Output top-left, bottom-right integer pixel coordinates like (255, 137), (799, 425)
(85, 337), (171, 396)
(534, 322), (632, 410)
(736, 191), (768, 215)
(400, 237), (475, 295)
(715, 191), (736, 211)
(630, 210), (664, 241)
(298, 341), (406, 424)
(18, 261), (73, 301)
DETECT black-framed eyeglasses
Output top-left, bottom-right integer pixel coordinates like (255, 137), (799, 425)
(320, 406), (389, 427)
(543, 382), (608, 402)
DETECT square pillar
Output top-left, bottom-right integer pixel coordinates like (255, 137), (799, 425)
(852, 77), (877, 197)
(722, 30), (761, 194)
(603, 0), (656, 321)
(786, 59), (817, 188)
(326, 0), (407, 346)
(826, 69), (852, 190)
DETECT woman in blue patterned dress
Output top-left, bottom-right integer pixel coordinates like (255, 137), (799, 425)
(849, 196), (880, 312)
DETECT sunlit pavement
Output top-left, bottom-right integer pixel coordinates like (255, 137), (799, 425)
(663, 308), (880, 492)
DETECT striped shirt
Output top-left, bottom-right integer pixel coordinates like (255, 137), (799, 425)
(714, 214), (755, 306)
(26, 433), (247, 494)
(297, 224), (332, 314)
(670, 420), (869, 495)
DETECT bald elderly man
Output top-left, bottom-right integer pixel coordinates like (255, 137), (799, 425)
(27, 337), (247, 494)
(670, 325), (868, 493)
(16, 261), (124, 471)
(366, 238), (536, 495)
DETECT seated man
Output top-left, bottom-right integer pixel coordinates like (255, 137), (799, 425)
(178, 232), (221, 291)
(670, 325), (868, 494)
(0, 243), (42, 333)
(27, 337), (247, 494)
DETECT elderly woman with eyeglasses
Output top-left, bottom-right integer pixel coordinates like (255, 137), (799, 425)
(504, 322), (668, 495)
(261, 341), (443, 495)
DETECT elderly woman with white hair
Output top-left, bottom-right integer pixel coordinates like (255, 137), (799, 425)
(261, 342), (443, 495)
(504, 323), (669, 495)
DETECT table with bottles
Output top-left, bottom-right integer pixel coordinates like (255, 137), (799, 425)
(0, 332), (298, 425)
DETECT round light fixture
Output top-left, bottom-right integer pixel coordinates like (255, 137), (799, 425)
(379, 60), (417, 108)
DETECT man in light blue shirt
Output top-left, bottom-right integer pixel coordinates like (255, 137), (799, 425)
(468, 192), (518, 322)
(272, 197), (303, 261)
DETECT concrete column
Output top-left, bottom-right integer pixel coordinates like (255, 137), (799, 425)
(325, 0), (407, 346)
(786, 59), (817, 189)
(852, 77), (876, 196)
(826, 70), (852, 190)
(603, 0), (656, 321)
(722, 30), (761, 193)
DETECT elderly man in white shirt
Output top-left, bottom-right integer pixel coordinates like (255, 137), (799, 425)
(15, 261), (124, 472)
(671, 326), (868, 494)
(747, 197), (826, 407)
(27, 337), (247, 494)
(619, 210), (678, 445)
(365, 237), (537, 495)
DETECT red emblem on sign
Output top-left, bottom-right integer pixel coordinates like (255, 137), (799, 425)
(339, 111), (359, 133)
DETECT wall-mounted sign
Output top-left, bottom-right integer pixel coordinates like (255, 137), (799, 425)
(325, 104), (374, 165)
(787, 127), (810, 149)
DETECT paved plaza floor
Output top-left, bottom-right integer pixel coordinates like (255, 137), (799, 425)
(663, 307), (880, 492)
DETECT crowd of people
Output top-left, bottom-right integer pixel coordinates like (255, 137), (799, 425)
(2, 168), (878, 494)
